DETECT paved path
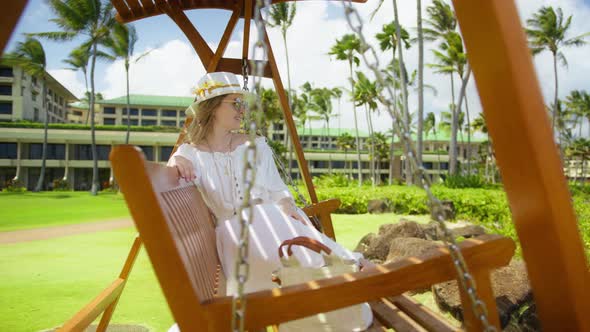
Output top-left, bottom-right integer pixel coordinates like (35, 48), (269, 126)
(0, 218), (133, 244)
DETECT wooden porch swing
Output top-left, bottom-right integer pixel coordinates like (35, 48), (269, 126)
(3, 0), (587, 331)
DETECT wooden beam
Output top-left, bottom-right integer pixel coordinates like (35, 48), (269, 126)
(242, 0), (253, 61)
(156, 0), (214, 69)
(216, 58), (272, 78)
(1, 0), (28, 54)
(451, 0), (590, 330)
(207, 6), (240, 72)
(262, 19), (319, 204)
(125, 0), (146, 18)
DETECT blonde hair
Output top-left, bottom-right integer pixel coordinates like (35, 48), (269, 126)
(184, 95), (225, 144)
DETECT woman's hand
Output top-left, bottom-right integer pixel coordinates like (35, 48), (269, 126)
(278, 198), (308, 225)
(169, 155), (196, 181)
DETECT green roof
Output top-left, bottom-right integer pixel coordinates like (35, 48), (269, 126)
(98, 94), (194, 108)
(69, 101), (88, 109)
(295, 126), (488, 142)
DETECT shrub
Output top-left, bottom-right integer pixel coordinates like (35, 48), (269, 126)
(2, 178), (26, 192)
(52, 178), (70, 191)
(443, 174), (487, 188)
(314, 173), (351, 188)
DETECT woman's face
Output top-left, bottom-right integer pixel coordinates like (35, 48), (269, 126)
(213, 93), (246, 131)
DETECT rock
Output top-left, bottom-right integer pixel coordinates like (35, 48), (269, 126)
(421, 221), (445, 241)
(364, 220), (426, 260)
(449, 223), (487, 239)
(367, 199), (390, 214)
(385, 237), (442, 263)
(432, 259), (532, 328)
(385, 237), (442, 294)
(354, 232), (377, 256)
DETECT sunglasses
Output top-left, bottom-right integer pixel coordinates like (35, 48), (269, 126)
(221, 97), (247, 111)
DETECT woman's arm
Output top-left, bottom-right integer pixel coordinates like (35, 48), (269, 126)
(167, 144), (197, 181)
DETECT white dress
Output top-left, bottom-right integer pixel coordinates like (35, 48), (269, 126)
(168, 136), (372, 331)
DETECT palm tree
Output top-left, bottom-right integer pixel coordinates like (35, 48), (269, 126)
(354, 71), (380, 186)
(565, 90), (590, 137)
(331, 87), (343, 135)
(308, 86), (335, 173)
(267, 2), (296, 109)
(367, 132), (389, 185)
(260, 87), (284, 138)
(424, 0), (457, 42)
(565, 138), (590, 184)
(417, 0), (425, 178)
(329, 33), (365, 186)
(525, 6), (590, 138)
(471, 112), (496, 182)
(63, 45), (90, 124)
(102, 22), (138, 144)
(2, 37), (48, 192)
(36, 0), (116, 195)
(336, 132), (356, 178)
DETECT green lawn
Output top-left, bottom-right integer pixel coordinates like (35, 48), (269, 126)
(0, 192), (130, 231)
(0, 213), (437, 332)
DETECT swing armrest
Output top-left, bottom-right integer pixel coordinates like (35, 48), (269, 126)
(301, 199), (341, 240)
(205, 234), (515, 331)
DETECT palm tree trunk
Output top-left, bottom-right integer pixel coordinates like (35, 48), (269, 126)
(465, 93), (472, 174)
(392, 0), (412, 185)
(389, 121), (395, 185)
(365, 106), (375, 187)
(34, 83), (48, 192)
(125, 61), (131, 144)
(282, 31), (293, 174)
(327, 120), (332, 174)
(90, 42), (99, 195)
(417, 0), (424, 168)
(350, 59), (362, 186)
(455, 66), (471, 174)
(83, 72), (89, 125)
(449, 73), (457, 175)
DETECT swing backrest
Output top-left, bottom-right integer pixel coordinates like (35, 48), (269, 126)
(110, 145), (224, 329)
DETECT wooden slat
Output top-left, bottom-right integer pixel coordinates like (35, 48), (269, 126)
(370, 298), (426, 332)
(124, 0), (145, 17)
(204, 234), (514, 331)
(0, 0), (28, 54)
(365, 318), (388, 332)
(216, 58), (272, 78)
(57, 279), (125, 332)
(112, 0), (132, 22)
(138, 0), (158, 15)
(207, 6), (240, 72)
(263, 19), (319, 204)
(388, 295), (458, 332)
(157, 0), (214, 67)
(451, 0), (590, 330)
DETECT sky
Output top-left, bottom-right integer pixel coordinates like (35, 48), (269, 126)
(6, 0), (590, 133)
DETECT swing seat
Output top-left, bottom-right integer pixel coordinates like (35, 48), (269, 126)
(110, 144), (515, 331)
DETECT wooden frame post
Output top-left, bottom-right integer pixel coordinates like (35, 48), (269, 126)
(452, 0), (590, 330)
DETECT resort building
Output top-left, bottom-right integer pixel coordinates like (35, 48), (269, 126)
(0, 64), (78, 123)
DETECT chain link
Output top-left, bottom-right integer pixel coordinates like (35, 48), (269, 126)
(342, 2), (496, 330)
(230, 0), (271, 331)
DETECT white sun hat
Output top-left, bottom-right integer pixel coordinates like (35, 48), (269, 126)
(186, 72), (251, 116)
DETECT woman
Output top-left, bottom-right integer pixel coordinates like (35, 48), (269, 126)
(168, 72), (372, 331)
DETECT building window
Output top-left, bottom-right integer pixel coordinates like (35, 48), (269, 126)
(34, 108), (39, 121)
(122, 119), (138, 126)
(0, 85), (12, 96)
(139, 146), (154, 161)
(0, 67), (13, 77)
(141, 119), (157, 126)
(31, 91), (37, 101)
(0, 143), (17, 159)
(123, 108), (138, 116)
(32, 77), (37, 86)
(29, 143), (66, 160)
(0, 101), (12, 115)
(440, 162), (449, 170)
(103, 118), (116, 125)
(142, 109), (157, 116)
(73, 110), (82, 116)
(160, 146), (174, 161)
(162, 109), (177, 117)
(161, 120), (177, 127)
(103, 107), (116, 114)
(73, 144), (110, 160)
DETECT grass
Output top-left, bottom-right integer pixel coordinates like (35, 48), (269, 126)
(0, 212), (443, 332)
(0, 192), (130, 232)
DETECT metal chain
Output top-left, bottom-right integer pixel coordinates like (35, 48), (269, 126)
(230, 0), (270, 331)
(341, 2), (496, 331)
